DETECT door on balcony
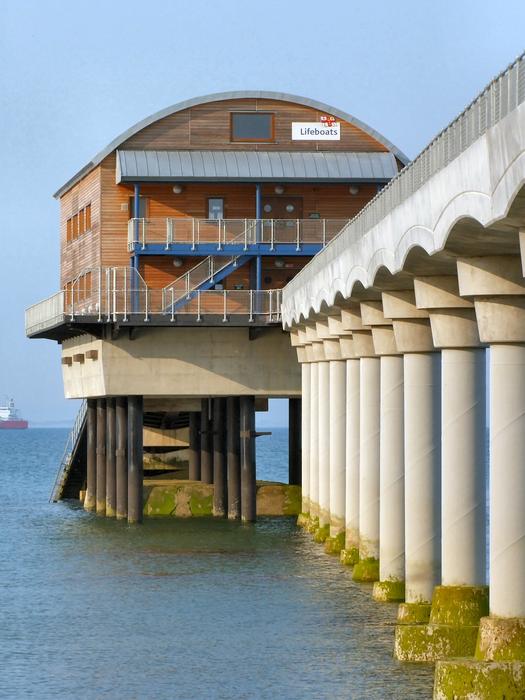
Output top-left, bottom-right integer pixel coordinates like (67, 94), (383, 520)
(262, 197), (303, 245)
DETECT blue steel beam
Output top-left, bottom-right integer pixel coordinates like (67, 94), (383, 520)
(132, 243), (323, 257)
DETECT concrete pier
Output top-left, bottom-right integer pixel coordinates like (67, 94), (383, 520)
(96, 398), (106, 516)
(342, 353), (360, 566)
(213, 398), (227, 517)
(317, 360), (330, 536)
(300, 363), (310, 515)
(288, 398), (302, 487)
(84, 398), (97, 512)
(115, 397), (128, 520)
(105, 398), (116, 518)
(127, 395), (143, 524)
(240, 396), (256, 522)
(188, 412), (201, 481)
(200, 399), (213, 485)
(328, 359), (346, 542)
(227, 397), (241, 520)
(308, 361), (319, 522)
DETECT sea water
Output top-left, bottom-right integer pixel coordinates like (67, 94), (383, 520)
(1, 428), (434, 699)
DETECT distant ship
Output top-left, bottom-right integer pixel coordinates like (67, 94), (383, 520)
(0, 398), (28, 429)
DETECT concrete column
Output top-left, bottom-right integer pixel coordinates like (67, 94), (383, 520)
(227, 397), (241, 520)
(341, 357), (360, 565)
(354, 356), (380, 579)
(105, 398), (116, 518)
(442, 348), (486, 587)
(96, 398), (106, 516)
(200, 399), (213, 484)
(288, 398), (302, 486)
(317, 361), (330, 532)
(240, 396), (256, 522)
(374, 354), (405, 601)
(403, 352), (441, 604)
(213, 398), (227, 517)
(328, 360), (346, 541)
(127, 395), (143, 524)
(84, 398), (97, 511)
(300, 362), (311, 514)
(309, 362), (319, 522)
(490, 344), (525, 617)
(188, 412), (201, 481)
(115, 397), (128, 520)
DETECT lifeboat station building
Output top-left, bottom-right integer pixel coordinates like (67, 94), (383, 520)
(26, 91), (406, 523)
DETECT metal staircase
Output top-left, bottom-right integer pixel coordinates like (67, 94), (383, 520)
(50, 401), (87, 502)
(162, 254), (251, 311)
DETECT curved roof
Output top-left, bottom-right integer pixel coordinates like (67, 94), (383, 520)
(54, 90), (410, 198)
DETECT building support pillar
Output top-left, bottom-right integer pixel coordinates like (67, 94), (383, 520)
(352, 353), (380, 582)
(127, 395), (143, 524)
(200, 399), (213, 484)
(341, 355), (360, 566)
(299, 361), (310, 518)
(188, 412), (201, 481)
(395, 279), (489, 662)
(434, 258), (525, 696)
(240, 396), (256, 522)
(288, 398), (302, 486)
(96, 398), (107, 516)
(359, 301), (405, 597)
(84, 398), (97, 512)
(115, 397), (128, 520)
(227, 397), (241, 520)
(325, 359), (346, 552)
(316, 359), (330, 540)
(105, 398), (116, 518)
(213, 398), (227, 517)
(308, 361), (319, 530)
(374, 354), (405, 601)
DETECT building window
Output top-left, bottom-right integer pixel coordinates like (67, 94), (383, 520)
(129, 196), (148, 219)
(208, 198), (224, 220)
(66, 203), (92, 243)
(231, 112), (274, 142)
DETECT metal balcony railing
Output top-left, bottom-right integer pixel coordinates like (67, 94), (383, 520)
(127, 217), (349, 251)
(25, 267), (283, 336)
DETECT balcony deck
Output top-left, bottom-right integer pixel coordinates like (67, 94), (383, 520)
(127, 217), (348, 255)
(25, 286), (283, 340)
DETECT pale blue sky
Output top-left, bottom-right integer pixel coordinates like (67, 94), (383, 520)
(1, 0), (524, 425)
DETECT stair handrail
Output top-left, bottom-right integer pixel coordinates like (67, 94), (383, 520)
(49, 400), (87, 503)
(161, 254), (239, 309)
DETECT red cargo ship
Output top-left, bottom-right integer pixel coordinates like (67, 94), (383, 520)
(0, 398), (28, 429)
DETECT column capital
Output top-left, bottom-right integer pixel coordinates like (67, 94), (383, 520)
(414, 276), (481, 349)
(382, 290), (435, 352)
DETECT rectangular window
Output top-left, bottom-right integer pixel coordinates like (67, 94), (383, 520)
(85, 203), (91, 230)
(231, 112), (274, 142)
(72, 213), (79, 240)
(66, 202), (92, 244)
(129, 196), (148, 218)
(66, 218), (72, 243)
(208, 198), (224, 220)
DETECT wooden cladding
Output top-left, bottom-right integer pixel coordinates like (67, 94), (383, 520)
(121, 98), (389, 153)
(66, 203), (92, 243)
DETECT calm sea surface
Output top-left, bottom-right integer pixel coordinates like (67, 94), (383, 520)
(2, 428), (434, 699)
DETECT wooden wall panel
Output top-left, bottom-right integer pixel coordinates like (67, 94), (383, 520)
(121, 98), (389, 153)
(60, 166), (101, 287)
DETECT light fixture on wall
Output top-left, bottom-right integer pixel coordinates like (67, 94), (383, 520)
(274, 184), (285, 194)
(349, 185), (360, 195)
(173, 257), (184, 268)
(172, 184), (183, 194)
(274, 258), (285, 269)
